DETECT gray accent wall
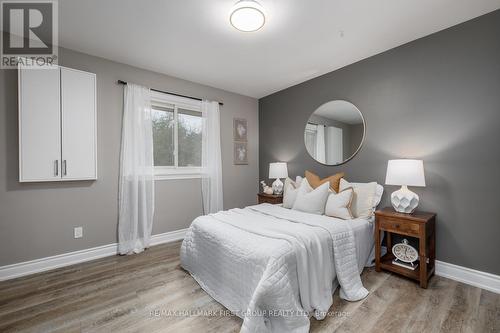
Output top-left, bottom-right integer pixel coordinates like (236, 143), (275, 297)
(259, 10), (500, 275)
(0, 47), (259, 266)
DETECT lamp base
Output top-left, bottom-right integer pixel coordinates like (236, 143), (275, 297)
(272, 178), (284, 195)
(391, 185), (419, 213)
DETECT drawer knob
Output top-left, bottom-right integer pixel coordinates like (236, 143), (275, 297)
(395, 224), (400, 228)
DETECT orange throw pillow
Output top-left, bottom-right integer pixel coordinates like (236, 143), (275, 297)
(305, 170), (345, 193)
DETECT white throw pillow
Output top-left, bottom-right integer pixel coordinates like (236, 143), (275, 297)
(340, 183), (384, 211)
(373, 184), (384, 208)
(283, 177), (302, 208)
(292, 179), (329, 215)
(343, 182), (384, 209)
(325, 188), (354, 219)
(339, 179), (377, 219)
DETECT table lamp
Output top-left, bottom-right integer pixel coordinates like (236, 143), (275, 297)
(269, 162), (288, 195)
(385, 159), (426, 213)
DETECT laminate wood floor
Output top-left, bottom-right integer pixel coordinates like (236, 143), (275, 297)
(0, 241), (498, 333)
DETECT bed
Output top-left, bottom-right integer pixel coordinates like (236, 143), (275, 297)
(180, 202), (378, 333)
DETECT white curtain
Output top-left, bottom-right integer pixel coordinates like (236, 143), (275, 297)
(201, 100), (224, 214)
(118, 84), (155, 255)
(326, 126), (343, 164)
(315, 124), (326, 164)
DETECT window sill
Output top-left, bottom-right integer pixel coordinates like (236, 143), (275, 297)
(155, 174), (201, 181)
(154, 167), (201, 181)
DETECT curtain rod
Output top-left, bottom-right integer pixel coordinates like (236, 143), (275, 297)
(307, 121), (326, 126)
(117, 80), (223, 106)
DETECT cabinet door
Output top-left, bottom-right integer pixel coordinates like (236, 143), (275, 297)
(19, 66), (61, 182)
(61, 67), (97, 180)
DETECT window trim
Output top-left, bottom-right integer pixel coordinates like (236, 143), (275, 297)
(151, 91), (203, 180)
(154, 167), (202, 180)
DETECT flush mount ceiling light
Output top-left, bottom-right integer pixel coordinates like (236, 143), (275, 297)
(230, 0), (265, 32)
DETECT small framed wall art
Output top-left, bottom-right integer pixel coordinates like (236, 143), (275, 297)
(234, 142), (248, 165)
(233, 118), (248, 165)
(233, 118), (248, 142)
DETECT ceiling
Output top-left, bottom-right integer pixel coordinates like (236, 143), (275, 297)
(314, 100), (363, 125)
(58, 0), (500, 98)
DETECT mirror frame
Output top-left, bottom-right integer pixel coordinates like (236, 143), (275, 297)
(304, 99), (366, 166)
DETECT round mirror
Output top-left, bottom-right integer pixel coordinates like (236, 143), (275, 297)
(304, 100), (365, 165)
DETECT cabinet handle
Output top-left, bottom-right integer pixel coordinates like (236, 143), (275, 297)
(63, 160), (67, 176)
(54, 160), (59, 176)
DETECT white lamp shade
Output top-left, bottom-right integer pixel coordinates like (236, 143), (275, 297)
(385, 159), (426, 187)
(269, 162), (288, 179)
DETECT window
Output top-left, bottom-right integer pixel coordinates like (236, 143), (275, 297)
(151, 91), (202, 179)
(177, 109), (202, 167)
(152, 105), (175, 167)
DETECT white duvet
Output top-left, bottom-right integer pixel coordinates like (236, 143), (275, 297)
(180, 204), (370, 333)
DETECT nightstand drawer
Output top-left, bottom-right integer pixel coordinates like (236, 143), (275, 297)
(257, 193), (283, 204)
(379, 217), (420, 236)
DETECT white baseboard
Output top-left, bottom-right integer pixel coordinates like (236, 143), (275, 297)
(150, 228), (187, 246)
(435, 260), (500, 294)
(0, 229), (187, 282)
(1, 236), (499, 295)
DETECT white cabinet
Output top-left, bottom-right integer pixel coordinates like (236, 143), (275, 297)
(18, 65), (97, 182)
(18, 66), (61, 181)
(60, 68), (97, 180)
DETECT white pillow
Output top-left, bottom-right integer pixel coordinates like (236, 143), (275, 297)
(283, 177), (303, 208)
(373, 184), (384, 208)
(292, 179), (329, 215)
(343, 182), (383, 208)
(339, 179), (377, 219)
(325, 188), (354, 219)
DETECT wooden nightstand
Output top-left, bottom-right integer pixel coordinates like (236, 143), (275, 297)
(375, 207), (436, 288)
(257, 193), (283, 204)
